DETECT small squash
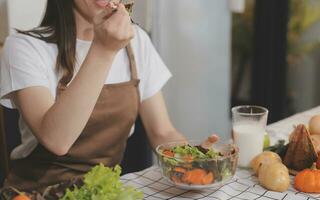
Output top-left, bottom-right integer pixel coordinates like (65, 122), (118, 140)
(294, 164), (320, 193)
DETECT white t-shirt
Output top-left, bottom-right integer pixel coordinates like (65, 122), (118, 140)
(0, 25), (172, 160)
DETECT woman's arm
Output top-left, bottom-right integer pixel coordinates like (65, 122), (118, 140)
(14, 45), (115, 156)
(139, 92), (187, 149)
(12, 5), (134, 156)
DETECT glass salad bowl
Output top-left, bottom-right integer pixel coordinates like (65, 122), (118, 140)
(156, 140), (239, 190)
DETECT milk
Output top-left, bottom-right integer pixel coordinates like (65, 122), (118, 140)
(233, 123), (265, 168)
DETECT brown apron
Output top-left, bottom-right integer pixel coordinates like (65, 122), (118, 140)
(4, 44), (140, 193)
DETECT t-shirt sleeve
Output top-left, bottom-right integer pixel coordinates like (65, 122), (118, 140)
(0, 35), (50, 108)
(137, 27), (172, 101)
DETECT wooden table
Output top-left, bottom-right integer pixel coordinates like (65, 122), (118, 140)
(121, 107), (320, 200)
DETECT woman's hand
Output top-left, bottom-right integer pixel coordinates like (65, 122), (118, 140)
(93, 3), (134, 54)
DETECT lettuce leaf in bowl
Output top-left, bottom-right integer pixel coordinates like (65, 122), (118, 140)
(171, 144), (219, 160)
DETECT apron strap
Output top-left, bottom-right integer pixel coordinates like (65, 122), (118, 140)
(126, 43), (138, 80)
(56, 43), (138, 96)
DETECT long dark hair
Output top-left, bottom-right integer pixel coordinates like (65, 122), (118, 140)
(18, 0), (77, 89)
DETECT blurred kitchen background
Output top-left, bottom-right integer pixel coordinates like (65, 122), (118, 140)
(0, 0), (320, 141)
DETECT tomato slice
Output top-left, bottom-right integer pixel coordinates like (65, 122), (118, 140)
(162, 149), (175, 157)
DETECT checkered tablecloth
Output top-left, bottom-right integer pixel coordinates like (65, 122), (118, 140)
(120, 106), (320, 200)
(121, 166), (319, 200)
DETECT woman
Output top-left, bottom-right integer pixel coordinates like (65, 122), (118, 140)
(0, 0), (187, 192)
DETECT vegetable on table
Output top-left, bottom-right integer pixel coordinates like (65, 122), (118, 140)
(250, 151), (290, 192)
(294, 164), (320, 193)
(12, 194), (31, 200)
(60, 164), (143, 200)
(263, 133), (271, 149)
(0, 187), (32, 200)
(1, 165), (142, 200)
(309, 115), (320, 136)
(250, 151), (282, 174)
(311, 135), (320, 153)
(258, 162), (290, 192)
(264, 140), (288, 159)
(284, 124), (318, 171)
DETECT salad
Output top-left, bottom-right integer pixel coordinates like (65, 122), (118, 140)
(157, 142), (238, 186)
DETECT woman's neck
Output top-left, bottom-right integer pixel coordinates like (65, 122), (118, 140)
(74, 9), (94, 41)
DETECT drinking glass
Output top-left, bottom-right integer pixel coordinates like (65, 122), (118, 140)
(232, 105), (268, 168)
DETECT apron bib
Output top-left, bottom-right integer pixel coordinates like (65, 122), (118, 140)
(4, 44), (140, 192)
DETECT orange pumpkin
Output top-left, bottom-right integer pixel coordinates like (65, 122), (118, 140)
(294, 166), (320, 193)
(12, 194), (31, 200)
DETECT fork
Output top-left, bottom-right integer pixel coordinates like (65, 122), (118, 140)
(119, 0), (139, 25)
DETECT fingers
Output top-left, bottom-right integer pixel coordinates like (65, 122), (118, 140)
(93, 2), (134, 52)
(106, 4), (134, 40)
(208, 134), (219, 143)
(94, 3), (130, 26)
(107, 4), (129, 22)
(200, 134), (219, 150)
(93, 5), (115, 25)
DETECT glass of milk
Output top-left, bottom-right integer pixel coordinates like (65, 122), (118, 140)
(232, 105), (268, 168)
